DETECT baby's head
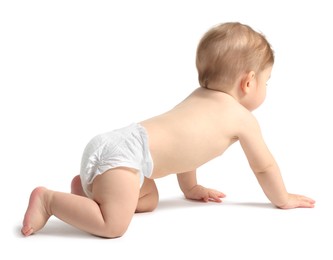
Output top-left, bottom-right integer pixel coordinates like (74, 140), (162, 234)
(196, 22), (274, 91)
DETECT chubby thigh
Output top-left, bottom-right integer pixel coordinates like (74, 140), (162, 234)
(91, 167), (141, 238)
(80, 123), (153, 198)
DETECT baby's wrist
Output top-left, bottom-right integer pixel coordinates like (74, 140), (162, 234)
(184, 184), (200, 196)
(273, 194), (290, 209)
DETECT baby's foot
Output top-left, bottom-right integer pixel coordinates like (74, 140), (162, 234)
(71, 175), (87, 197)
(21, 187), (51, 236)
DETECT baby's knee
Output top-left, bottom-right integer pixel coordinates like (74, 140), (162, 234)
(136, 189), (159, 213)
(147, 190), (159, 211)
(101, 222), (130, 238)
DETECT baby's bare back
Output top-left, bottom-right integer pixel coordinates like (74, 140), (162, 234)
(140, 88), (248, 178)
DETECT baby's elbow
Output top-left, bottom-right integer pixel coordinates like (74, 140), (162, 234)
(252, 162), (277, 175)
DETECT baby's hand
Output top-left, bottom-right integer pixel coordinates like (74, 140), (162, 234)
(185, 185), (226, 203)
(277, 193), (315, 209)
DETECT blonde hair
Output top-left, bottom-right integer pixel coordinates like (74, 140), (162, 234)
(196, 22), (274, 90)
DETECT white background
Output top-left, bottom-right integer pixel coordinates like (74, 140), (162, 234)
(1, 0), (332, 259)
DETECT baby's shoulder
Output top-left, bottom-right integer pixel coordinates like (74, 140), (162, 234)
(218, 98), (259, 133)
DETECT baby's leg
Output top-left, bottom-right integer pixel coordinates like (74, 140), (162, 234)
(71, 175), (86, 197)
(90, 168), (141, 237)
(71, 173), (159, 212)
(136, 178), (159, 213)
(22, 168), (141, 238)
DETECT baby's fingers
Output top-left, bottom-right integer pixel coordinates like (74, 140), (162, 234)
(298, 195), (316, 208)
(216, 191), (227, 198)
(208, 190), (226, 203)
(279, 194), (315, 209)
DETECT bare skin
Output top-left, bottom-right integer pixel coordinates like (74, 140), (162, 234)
(22, 170), (160, 237)
(140, 67), (315, 208)
(70, 174), (159, 213)
(21, 66), (315, 238)
(21, 187), (51, 237)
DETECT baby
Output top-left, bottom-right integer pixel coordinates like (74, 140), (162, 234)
(21, 22), (315, 239)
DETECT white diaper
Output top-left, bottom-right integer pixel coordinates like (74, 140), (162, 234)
(80, 123), (153, 198)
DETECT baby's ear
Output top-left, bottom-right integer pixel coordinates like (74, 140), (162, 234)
(240, 71), (255, 93)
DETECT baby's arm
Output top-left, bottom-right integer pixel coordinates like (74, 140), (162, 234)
(238, 113), (315, 209)
(177, 170), (225, 202)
